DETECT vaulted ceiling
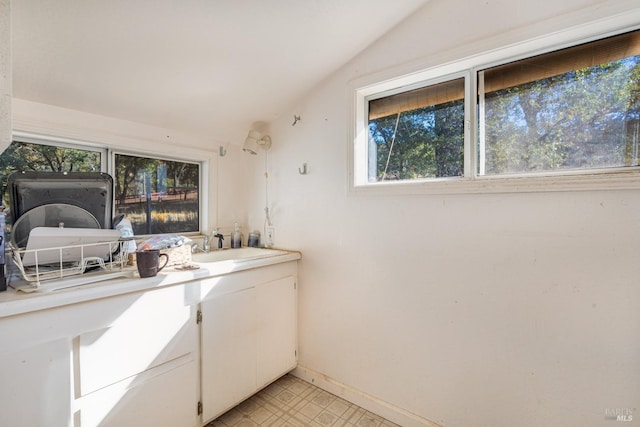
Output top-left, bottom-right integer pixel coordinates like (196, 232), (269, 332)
(12, 0), (429, 143)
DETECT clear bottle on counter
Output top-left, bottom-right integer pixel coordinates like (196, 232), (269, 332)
(231, 222), (243, 248)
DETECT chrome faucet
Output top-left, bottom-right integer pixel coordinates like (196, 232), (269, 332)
(195, 229), (224, 253)
(212, 230), (224, 250)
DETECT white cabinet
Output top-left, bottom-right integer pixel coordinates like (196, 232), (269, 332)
(0, 303), (79, 427)
(0, 256), (298, 427)
(200, 269), (297, 423)
(0, 284), (199, 427)
(201, 287), (257, 420)
(76, 285), (199, 427)
(0, 337), (71, 427)
(256, 276), (298, 388)
(80, 357), (197, 427)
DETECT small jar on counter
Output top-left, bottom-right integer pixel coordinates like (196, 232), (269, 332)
(247, 231), (260, 247)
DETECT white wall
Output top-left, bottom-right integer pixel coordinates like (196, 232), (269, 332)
(250, 0), (640, 426)
(0, 0), (11, 152)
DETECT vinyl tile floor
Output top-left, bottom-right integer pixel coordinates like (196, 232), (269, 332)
(206, 374), (401, 427)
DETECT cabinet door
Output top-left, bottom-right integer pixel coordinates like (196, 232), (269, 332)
(201, 287), (257, 423)
(256, 276), (297, 388)
(0, 338), (71, 427)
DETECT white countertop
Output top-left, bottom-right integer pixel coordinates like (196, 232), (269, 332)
(0, 247), (301, 318)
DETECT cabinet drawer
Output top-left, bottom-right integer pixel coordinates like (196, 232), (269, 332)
(78, 285), (196, 395)
(80, 355), (198, 427)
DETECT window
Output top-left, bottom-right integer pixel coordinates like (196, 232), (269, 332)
(352, 27), (640, 192)
(0, 139), (102, 176)
(479, 31), (640, 176)
(0, 138), (202, 236)
(0, 138), (103, 206)
(368, 78), (465, 182)
(113, 154), (200, 235)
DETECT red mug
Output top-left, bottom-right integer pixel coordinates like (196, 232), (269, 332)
(136, 249), (169, 278)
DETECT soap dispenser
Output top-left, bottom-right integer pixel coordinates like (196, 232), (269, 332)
(231, 223), (243, 248)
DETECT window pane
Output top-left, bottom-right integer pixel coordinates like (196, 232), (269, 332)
(480, 30), (640, 175)
(367, 78), (465, 181)
(0, 140), (101, 208)
(114, 154), (199, 235)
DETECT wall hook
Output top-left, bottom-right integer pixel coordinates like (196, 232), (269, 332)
(219, 146), (227, 157)
(292, 115), (301, 126)
(298, 163), (308, 175)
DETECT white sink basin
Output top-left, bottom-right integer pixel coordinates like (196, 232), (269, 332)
(191, 247), (288, 264)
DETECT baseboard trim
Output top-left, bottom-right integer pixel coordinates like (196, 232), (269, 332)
(291, 365), (441, 427)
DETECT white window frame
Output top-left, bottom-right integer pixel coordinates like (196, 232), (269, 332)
(12, 133), (108, 171)
(8, 132), (205, 236)
(349, 16), (640, 195)
(357, 71), (472, 186)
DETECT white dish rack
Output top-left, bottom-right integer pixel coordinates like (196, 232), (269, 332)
(10, 239), (131, 286)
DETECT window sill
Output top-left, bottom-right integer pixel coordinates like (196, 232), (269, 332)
(349, 169), (640, 195)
